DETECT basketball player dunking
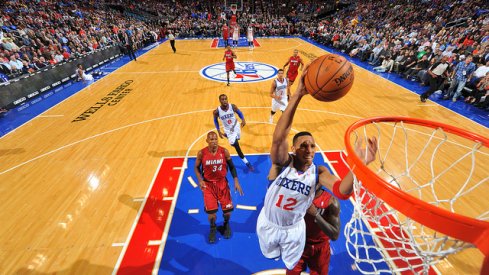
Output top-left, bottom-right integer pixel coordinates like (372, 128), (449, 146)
(256, 64), (378, 270)
(213, 94), (254, 171)
(223, 45), (237, 86)
(269, 69), (288, 124)
(195, 131), (244, 243)
(283, 49), (304, 97)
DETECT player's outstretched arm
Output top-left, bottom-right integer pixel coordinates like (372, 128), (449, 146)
(194, 150), (206, 190)
(317, 137), (378, 199)
(225, 148), (243, 196)
(232, 104), (246, 127)
(270, 65), (309, 166)
(314, 196), (340, 240)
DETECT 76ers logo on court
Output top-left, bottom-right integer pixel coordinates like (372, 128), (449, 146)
(200, 62), (278, 83)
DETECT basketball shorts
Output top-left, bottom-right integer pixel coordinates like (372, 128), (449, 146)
(233, 34), (239, 41)
(226, 62), (235, 72)
(224, 126), (240, 145)
(271, 98), (288, 112)
(256, 209), (306, 270)
(202, 179), (233, 214)
(286, 241), (331, 275)
(247, 36), (253, 42)
(287, 71), (299, 82)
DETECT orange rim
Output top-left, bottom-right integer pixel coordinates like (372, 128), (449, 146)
(344, 116), (489, 258)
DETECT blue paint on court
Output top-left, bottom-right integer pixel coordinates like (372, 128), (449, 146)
(158, 153), (386, 274)
(300, 37), (489, 128)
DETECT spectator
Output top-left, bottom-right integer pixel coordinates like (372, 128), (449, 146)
(373, 55), (394, 73)
(444, 55), (476, 102)
(54, 51), (64, 63)
(404, 54), (430, 80)
(9, 55), (23, 73)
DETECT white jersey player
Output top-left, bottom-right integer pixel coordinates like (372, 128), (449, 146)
(247, 25), (254, 50)
(269, 69), (288, 124)
(213, 94), (254, 170)
(216, 101), (240, 145)
(232, 25), (239, 48)
(256, 65), (379, 270)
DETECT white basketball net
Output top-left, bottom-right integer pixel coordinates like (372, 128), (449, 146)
(230, 4), (237, 15)
(343, 120), (489, 274)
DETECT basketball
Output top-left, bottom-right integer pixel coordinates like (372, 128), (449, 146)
(304, 54), (354, 102)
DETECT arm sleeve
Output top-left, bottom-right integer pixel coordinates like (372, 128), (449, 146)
(214, 115), (220, 130)
(236, 109), (244, 120)
(227, 158), (238, 178)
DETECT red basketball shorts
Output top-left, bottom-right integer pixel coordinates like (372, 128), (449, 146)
(202, 179), (233, 214)
(286, 241), (331, 275)
(226, 62), (235, 72)
(287, 70), (298, 82)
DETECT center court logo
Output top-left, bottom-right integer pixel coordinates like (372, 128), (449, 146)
(200, 62), (278, 83)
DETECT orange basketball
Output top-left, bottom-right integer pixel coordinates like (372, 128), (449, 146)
(304, 54), (354, 102)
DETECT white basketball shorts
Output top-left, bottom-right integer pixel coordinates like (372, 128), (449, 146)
(271, 98), (287, 112)
(225, 125), (241, 145)
(256, 208), (306, 270)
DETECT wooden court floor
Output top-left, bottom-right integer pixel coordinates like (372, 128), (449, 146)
(0, 38), (488, 274)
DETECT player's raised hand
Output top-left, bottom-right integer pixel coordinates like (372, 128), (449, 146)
(354, 136), (378, 165)
(295, 63), (310, 97)
(234, 178), (244, 196)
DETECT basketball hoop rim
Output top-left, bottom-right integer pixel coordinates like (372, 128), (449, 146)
(344, 116), (489, 257)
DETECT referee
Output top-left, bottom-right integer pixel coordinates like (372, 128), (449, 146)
(168, 30), (176, 53)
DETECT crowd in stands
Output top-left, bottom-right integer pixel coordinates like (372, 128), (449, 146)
(1, 0), (488, 112)
(0, 0), (325, 81)
(306, 0), (489, 110)
(0, 0), (160, 81)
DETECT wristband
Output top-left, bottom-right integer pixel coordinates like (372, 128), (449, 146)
(333, 179), (352, 200)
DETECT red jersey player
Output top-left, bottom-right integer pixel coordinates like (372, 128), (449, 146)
(195, 131), (244, 244)
(222, 24), (229, 47)
(283, 49), (304, 97)
(223, 45), (237, 86)
(286, 190), (340, 275)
